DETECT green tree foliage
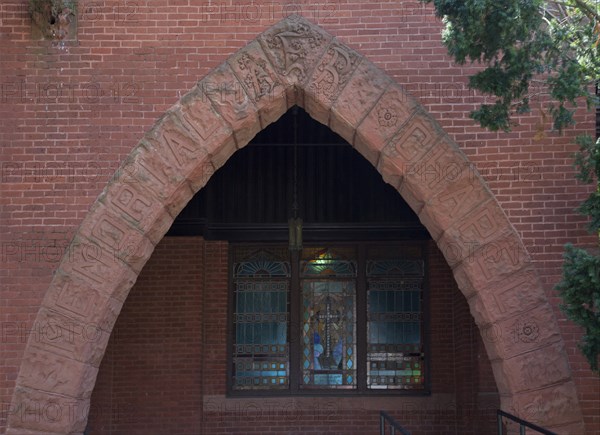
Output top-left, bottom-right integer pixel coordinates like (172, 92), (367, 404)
(559, 136), (600, 374)
(556, 243), (600, 372)
(424, 0), (600, 372)
(425, 0), (600, 132)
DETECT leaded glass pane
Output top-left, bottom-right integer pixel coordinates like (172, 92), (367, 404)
(234, 248), (291, 278)
(301, 247), (357, 277)
(232, 247), (290, 390)
(367, 256), (425, 390)
(367, 259), (424, 277)
(301, 280), (356, 389)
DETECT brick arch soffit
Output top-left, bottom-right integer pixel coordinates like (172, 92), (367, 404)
(7, 14), (585, 435)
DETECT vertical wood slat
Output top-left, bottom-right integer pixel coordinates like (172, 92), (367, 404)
(171, 107), (422, 233)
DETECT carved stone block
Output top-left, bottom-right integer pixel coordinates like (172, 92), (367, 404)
(144, 114), (209, 178)
(355, 84), (419, 166)
(511, 381), (583, 428)
(382, 111), (443, 167)
(228, 41), (288, 129)
(398, 134), (472, 212)
(478, 267), (547, 322)
(58, 235), (137, 303)
(330, 60), (390, 145)
(30, 307), (111, 367)
(451, 265), (477, 299)
(258, 15), (332, 90)
(175, 87), (236, 188)
(199, 62), (261, 148)
(164, 180), (196, 219)
(8, 387), (89, 434)
(98, 175), (173, 247)
(5, 429), (63, 435)
(45, 271), (122, 332)
(454, 231), (530, 291)
(77, 202), (154, 274)
(480, 304), (562, 360)
(123, 141), (188, 203)
(376, 156), (404, 190)
(439, 198), (512, 258)
(17, 347), (98, 399)
(493, 342), (571, 395)
(420, 174), (491, 241)
(305, 40), (362, 125)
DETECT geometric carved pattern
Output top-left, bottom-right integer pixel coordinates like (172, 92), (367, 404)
(7, 14), (583, 435)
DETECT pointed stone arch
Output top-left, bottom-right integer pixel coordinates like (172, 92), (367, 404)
(7, 15), (585, 435)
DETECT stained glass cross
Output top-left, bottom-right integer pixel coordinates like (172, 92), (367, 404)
(316, 295), (341, 363)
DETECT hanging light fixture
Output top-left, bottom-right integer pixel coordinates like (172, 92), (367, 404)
(289, 106), (303, 251)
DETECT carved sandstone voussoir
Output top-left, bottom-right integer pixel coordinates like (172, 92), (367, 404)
(58, 235), (138, 303)
(477, 267), (547, 323)
(355, 84), (420, 164)
(175, 87), (238, 178)
(497, 342), (572, 394)
(305, 40), (362, 125)
(228, 40), (288, 128)
(164, 180), (196, 219)
(258, 15), (332, 89)
(106, 142), (181, 240)
(144, 113), (210, 177)
(453, 231), (531, 290)
(176, 86), (232, 147)
(480, 303), (562, 361)
(77, 201), (154, 274)
(5, 429), (63, 435)
(376, 155), (404, 190)
(381, 110), (444, 169)
(399, 134), (470, 212)
(451, 265), (477, 299)
(44, 270), (122, 332)
(467, 294), (494, 327)
(419, 176), (492, 241)
(124, 141), (188, 202)
(546, 421), (586, 434)
(30, 307), (111, 367)
(8, 387), (89, 433)
(199, 62), (260, 147)
(511, 381), (583, 428)
(440, 198), (514, 253)
(98, 177), (173, 246)
(330, 60), (390, 144)
(17, 346), (99, 399)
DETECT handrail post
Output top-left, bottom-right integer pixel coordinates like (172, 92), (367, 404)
(496, 409), (558, 435)
(380, 410), (410, 435)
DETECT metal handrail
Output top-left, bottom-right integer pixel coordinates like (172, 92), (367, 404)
(380, 410), (411, 435)
(497, 410), (558, 435)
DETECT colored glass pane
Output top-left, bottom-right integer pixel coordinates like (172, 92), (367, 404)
(367, 258), (425, 390)
(301, 280), (356, 389)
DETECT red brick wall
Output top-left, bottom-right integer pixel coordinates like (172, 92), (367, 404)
(87, 238), (498, 434)
(1, 0), (598, 433)
(86, 237), (204, 434)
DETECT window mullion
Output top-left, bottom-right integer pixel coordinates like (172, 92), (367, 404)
(356, 243), (368, 392)
(289, 249), (300, 393)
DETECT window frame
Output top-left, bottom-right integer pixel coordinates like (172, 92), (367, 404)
(226, 240), (431, 397)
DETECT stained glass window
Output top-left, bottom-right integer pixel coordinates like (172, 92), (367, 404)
(229, 243), (427, 395)
(367, 251), (425, 390)
(301, 247), (357, 277)
(301, 280), (356, 388)
(232, 248), (290, 390)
